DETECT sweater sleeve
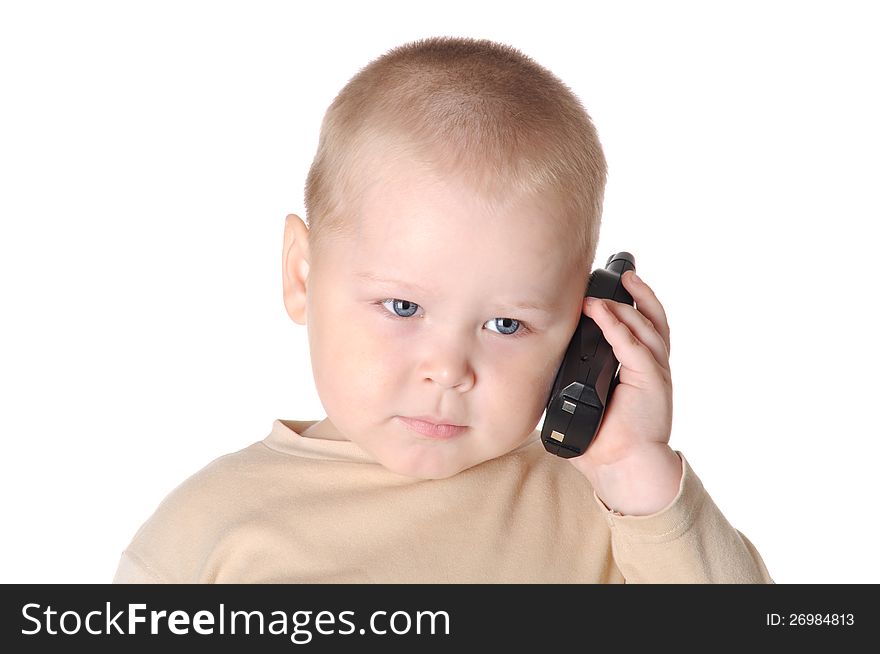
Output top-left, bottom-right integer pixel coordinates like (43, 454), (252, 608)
(592, 450), (774, 583)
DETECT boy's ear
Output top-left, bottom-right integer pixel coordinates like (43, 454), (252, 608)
(282, 213), (310, 325)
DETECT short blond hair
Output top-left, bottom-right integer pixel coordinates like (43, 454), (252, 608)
(303, 36), (607, 274)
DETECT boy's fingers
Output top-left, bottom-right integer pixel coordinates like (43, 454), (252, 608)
(585, 298), (669, 380)
(587, 300), (669, 371)
(621, 271), (671, 358)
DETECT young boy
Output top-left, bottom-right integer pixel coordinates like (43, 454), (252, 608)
(113, 36), (773, 583)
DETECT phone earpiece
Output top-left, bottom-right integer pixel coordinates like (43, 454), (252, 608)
(541, 252), (636, 458)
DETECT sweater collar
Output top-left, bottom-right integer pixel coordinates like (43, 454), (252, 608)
(263, 418), (542, 464)
(263, 419), (380, 463)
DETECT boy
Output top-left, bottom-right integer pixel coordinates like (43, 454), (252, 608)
(113, 36), (773, 583)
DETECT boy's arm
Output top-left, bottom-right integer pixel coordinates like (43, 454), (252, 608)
(593, 450), (774, 583)
(568, 273), (771, 582)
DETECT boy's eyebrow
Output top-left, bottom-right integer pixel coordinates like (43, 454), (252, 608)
(355, 271), (555, 315)
(356, 271), (432, 294)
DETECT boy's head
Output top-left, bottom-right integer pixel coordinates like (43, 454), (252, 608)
(283, 36), (607, 479)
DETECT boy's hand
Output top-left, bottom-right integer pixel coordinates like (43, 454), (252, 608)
(567, 270), (682, 516)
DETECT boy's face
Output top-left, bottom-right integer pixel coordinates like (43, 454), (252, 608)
(284, 158), (588, 479)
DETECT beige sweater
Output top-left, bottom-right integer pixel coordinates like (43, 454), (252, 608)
(113, 419), (773, 583)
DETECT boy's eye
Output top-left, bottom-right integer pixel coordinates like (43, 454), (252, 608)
(384, 298), (419, 318)
(377, 299), (525, 337)
(486, 317), (521, 336)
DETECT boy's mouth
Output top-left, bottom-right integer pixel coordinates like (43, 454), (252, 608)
(396, 416), (468, 439)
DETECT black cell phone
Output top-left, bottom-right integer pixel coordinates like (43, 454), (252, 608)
(541, 251), (636, 458)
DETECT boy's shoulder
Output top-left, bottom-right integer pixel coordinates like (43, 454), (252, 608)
(114, 439), (270, 582)
(147, 419), (331, 513)
(129, 439), (273, 534)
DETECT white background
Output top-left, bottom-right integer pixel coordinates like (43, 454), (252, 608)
(1, 1), (877, 584)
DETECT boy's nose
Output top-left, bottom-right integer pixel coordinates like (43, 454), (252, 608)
(418, 350), (475, 392)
